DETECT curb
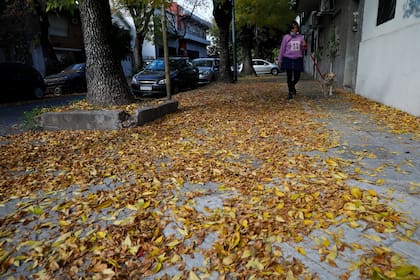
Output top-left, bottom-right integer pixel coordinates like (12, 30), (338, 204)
(40, 100), (178, 131)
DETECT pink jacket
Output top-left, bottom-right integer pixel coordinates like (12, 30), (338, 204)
(278, 34), (306, 63)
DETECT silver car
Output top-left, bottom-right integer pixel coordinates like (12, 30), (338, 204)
(192, 58), (220, 84)
(252, 59), (280, 75)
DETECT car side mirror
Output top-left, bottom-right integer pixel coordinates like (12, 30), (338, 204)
(213, 66), (219, 71)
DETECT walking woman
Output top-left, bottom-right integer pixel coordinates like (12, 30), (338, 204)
(278, 21), (307, 100)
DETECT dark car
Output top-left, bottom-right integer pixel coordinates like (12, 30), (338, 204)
(0, 63), (46, 102)
(192, 58), (220, 84)
(131, 57), (199, 97)
(44, 63), (86, 95)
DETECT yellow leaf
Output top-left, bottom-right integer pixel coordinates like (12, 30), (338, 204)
(322, 237), (330, 247)
(286, 270), (296, 280)
(303, 220), (314, 226)
(376, 179), (385, 185)
(166, 240), (181, 249)
(153, 262), (162, 273)
(295, 247), (306, 255)
(384, 270), (396, 278)
(275, 189), (285, 197)
(350, 187), (362, 199)
(103, 268), (115, 276)
(155, 235), (164, 245)
(362, 234), (382, 242)
(230, 231), (240, 249)
(241, 249), (252, 259)
(126, 204), (138, 211)
(277, 202), (284, 209)
(97, 199), (112, 210)
(97, 231), (106, 239)
(349, 221), (360, 228)
(223, 255), (234, 266)
(177, 227), (188, 236)
(58, 220), (70, 226)
(326, 245), (337, 261)
(81, 214), (88, 223)
(326, 158), (338, 167)
(367, 189), (377, 196)
(246, 258), (265, 270)
(395, 265), (419, 277)
(326, 212), (335, 219)
(275, 216), (286, 223)
(189, 271), (201, 280)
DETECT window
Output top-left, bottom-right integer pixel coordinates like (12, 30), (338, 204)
(48, 14), (68, 37)
(377, 0), (396, 25)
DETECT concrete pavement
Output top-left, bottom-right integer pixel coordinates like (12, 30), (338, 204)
(0, 75), (419, 279)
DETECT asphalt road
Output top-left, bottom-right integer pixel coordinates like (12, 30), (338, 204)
(0, 94), (85, 136)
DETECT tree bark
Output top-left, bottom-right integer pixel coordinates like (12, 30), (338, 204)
(213, 0), (232, 83)
(239, 25), (256, 76)
(79, 0), (133, 106)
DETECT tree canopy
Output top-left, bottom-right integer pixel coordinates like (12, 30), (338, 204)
(235, 0), (295, 75)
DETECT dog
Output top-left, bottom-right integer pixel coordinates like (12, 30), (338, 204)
(322, 72), (336, 96)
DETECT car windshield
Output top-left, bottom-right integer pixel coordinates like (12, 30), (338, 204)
(193, 60), (213, 67)
(145, 59), (185, 71)
(63, 63), (85, 72)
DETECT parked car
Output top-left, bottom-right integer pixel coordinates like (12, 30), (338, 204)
(131, 57), (199, 97)
(0, 63), (46, 102)
(252, 59), (280, 75)
(44, 63), (86, 95)
(192, 57), (219, 84)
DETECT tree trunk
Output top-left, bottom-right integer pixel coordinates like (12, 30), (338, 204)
(79, 0), (133, 106)
(213, 0), (232, 83)
(137, 33), (144, 70)
(35, 0), (60, 74)
(240, 26), (256, 76)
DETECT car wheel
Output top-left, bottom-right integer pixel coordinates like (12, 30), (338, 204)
(271, 68), (279, 75)
(54, 86), (63, 96)
(33, 87), (44, 99)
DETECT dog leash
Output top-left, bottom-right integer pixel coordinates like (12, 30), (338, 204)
(310, 53), (325, 79)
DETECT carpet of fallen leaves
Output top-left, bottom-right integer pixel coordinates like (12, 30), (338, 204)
(1, 76), (419, 279)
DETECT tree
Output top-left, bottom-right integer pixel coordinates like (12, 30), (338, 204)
(213, 0), (232, 82)
(236, 0), (295, 76)
(111, 0), (158, 71)
(47, 0), (134, 106)
(77, 0), (133, 105)
(0, 0), (60, 72)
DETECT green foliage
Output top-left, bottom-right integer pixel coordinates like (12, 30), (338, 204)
(327, 27), (340, 58)
(23, 107), (46, 130)
(45, 0), (76, 13)
(235, 0), (296, 61)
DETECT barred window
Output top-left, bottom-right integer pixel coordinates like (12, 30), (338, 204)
(377, 0), (396, 25)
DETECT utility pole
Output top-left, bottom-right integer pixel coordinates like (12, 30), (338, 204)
(231, 0), (237, 82)
(162, 4), (171, 100)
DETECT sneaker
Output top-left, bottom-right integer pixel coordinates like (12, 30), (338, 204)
(288, 92), (293, 100)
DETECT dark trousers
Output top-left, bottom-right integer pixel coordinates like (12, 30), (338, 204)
(286, 69), (301, 94)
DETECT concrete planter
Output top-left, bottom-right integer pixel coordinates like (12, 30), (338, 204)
(41, 100), (178, 131)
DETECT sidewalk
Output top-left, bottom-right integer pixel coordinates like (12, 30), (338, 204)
(1, 75), (419, 279)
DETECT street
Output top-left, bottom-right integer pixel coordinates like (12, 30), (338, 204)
(0, 94), (85, 136)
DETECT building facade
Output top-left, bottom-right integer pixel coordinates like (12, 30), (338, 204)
(295, 0), (420, 116)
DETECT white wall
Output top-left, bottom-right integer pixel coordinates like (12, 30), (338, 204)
(356, 0), (420, 116)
